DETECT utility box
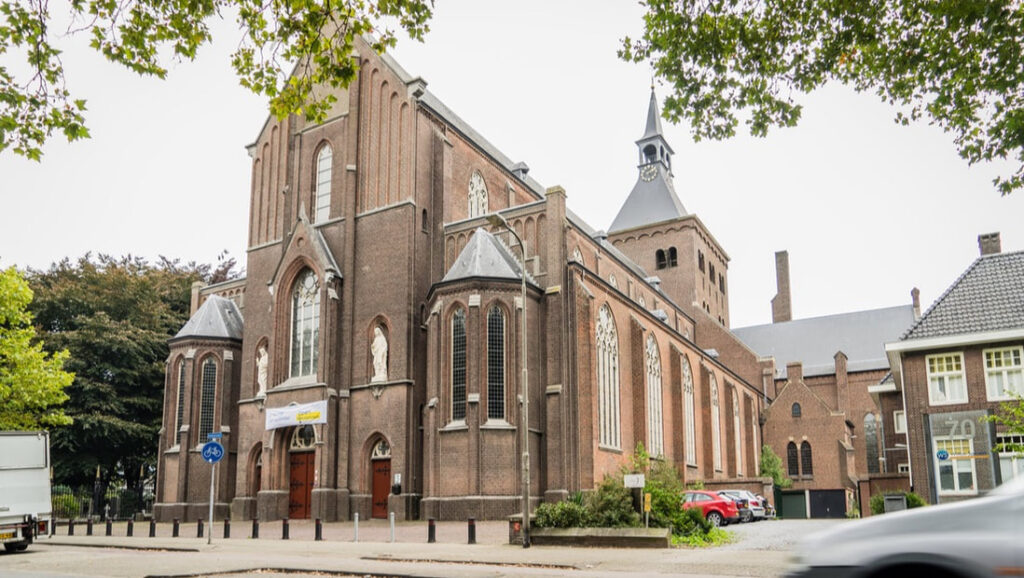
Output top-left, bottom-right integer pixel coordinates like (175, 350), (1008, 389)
(883, 494), (907, 513)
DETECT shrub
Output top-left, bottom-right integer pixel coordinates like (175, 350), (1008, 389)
(869, 491), (926, 515)
(759, 445), (793, 489)
(586, 476), (641, 528)
(52, 493), (80, 519)
(534, 500), (590, 529)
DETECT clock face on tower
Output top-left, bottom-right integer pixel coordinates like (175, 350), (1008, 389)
(641, 164), (658, 182)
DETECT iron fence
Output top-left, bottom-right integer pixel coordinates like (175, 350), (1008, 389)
(51, 485), (153, 521)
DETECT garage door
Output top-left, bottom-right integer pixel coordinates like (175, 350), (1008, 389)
(809, 490), (846, 518)
(778, 490), (807, 519)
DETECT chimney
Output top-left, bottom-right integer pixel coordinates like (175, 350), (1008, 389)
(911, 287), (921, 320)
(978, 232), (1001, 256)
(771, 250), (792, 323)
(786, 361), (803, 384)
(190, 281), (205, 315)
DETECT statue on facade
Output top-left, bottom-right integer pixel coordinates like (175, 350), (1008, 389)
(371, 327), (388, 382)
(256, 345), (268, 397)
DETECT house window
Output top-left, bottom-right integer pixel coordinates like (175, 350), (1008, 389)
(787, 441), (799, 476)
(198, 358), (217, 442)
(655, 249), (666, 270)
(732, 390), (742, 476)
(468, 172), (488, 218)
(597, 304), (620, 449)
(645, 335), (664, 457)
(935, 437), (977, 495)
(927, 353), (966, 404)
(792, 403), (802, 418)
(709, 263), (716, 281)
(800, 441), (813, 477)
(451, 308), (467, 421)
(710, 374), (722, 471)
(719, 273), (725, 293)
(683, 356), (696, 466)
(175, 360), (186, 438)
(314, 144), (332, 222)
(984, 347), (1023, 401)
(486, 306), (505, 421)
(893, 410), (907, 434)
(290, 270), (320, 378)
(997, 433), (1024, 483)
(865, 413), (880, 474)
(698, 251), (705, 273)
(898, 463), (911, 474)
(667, 247), (677, 267)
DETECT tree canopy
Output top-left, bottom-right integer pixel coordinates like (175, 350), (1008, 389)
(0, 0), (432, 159)
(26, 253), (237, 488)
(621, 0), (1024, 195)
(0, 265), (73, 430)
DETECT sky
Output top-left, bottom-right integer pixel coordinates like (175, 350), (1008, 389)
(1, 1), (1021, 329)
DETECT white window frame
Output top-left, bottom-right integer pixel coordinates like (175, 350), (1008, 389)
(898, 463), (910, 474)
(732, 390), (742, 476)
(926, 352), (967, 405)
(983, 346), (1023, 402)
(893, 410), (907, 434)
(997, 433), (1024, 483)
(683, 357), (696, 466)
(645, 335), (664, 458)
(290, 270), (320, 378)
(934, 436), (978, 496)
(597, 304), (621, 450)
(314, 144), (332, 222)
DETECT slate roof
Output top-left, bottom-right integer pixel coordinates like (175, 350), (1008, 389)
(733, 305), (917, 379)
(901, 250), (1024, 341)
(173, 295), (243, 341)
(442, 228), (537, 285)
(640, 90), (667, 142)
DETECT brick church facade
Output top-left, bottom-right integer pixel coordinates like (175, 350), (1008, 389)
(153, 39), (771, 523)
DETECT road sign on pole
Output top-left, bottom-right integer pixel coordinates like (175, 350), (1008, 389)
(201, 441), (223, 545)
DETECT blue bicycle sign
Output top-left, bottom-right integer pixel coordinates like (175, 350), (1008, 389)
(202, 441), (224, 464)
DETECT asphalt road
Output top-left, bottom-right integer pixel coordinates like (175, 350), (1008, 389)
(0, 518), (845, 578)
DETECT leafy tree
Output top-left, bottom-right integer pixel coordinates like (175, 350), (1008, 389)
(621, 0), (1024, 194)
(985, 393), (1024, 455)
(759, 444), (793, 489)
(26, 254), (236, 491)
(0, 266), (73, 429)
(0, 0), (433, 159)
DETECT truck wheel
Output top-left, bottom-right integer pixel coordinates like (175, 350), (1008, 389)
(4, 543), (28, 553)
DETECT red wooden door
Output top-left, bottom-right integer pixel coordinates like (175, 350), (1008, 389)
(289, 452), (314, 519)
(371, 459), (391, 519)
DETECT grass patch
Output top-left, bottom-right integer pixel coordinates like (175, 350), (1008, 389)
(672, 527), (733, 547)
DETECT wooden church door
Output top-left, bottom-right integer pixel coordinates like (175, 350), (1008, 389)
(370, 438), (392, 519)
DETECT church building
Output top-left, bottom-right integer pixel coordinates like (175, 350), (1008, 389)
(154, 38), (769, 523)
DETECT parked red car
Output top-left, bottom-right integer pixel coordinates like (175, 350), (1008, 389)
(682, 490), (740, 527)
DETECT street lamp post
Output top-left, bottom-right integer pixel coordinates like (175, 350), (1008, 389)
(485, 213), (530, 548)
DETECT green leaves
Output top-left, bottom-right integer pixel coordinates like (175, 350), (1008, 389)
(0, 0), (433, 159)
(624, 0), (1024, 194)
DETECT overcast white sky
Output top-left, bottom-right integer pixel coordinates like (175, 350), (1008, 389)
(1, 1), (1021, 329)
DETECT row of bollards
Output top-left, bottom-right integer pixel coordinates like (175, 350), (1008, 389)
(63, 516), (476, 543)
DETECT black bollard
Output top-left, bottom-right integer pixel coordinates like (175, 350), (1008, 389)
(197, 518), (204, 538)
(127, 519), (134, 537)
(172, 518), (179, 538)
(86, 518), (93, 536)
(467, 517), (476, 544)
(68, 520), (75, 536)
(427, 518), (436, 543)
(106, 519), (112, 536)
(314, 518), (322, 541)
(149, 520), (156, 538)
(282, 517), (289, 540)
(223, 518), (230, 539)
(252, 518), (259, 539)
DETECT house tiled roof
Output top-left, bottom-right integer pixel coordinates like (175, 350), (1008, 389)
(901, 250), (1024, 341)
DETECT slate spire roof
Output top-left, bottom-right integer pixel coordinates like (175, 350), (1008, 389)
(442, 227), (536, 285)
(901, 250), (1024, 341)
(172, 295), (243, 341)
(609, 90), (687, 233)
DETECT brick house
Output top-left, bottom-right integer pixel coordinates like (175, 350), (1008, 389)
(886, 233), (1024, 504)
(733, 252), (918, 517)
(153, 40), (768, 523)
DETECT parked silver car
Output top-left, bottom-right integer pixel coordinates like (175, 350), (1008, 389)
(717, 489), (767, 522)
(787, 476), (1024, 577)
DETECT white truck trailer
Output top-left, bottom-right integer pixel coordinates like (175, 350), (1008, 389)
(0, 431), (51, 553)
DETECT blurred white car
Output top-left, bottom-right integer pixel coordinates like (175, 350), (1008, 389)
(787, 476), (1024, 578)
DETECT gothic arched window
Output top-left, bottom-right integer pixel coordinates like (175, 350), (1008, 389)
(733, 390), (742, 475)
(487, 306), (505, 420)
(198, 358), (217, 442)
(792, 403), (802, 418)
(451, 308), (467, 421)
(175, 359), (186, 440)
(597, 304), (620, 449)
(711, 374), (722, 471)
(682, 356), (696, 466)
(290, 270), (320, 378)
(865, 414), (880, 474)
(655, 249), (667, 270)
(667, 247), (678, 267)
(801, 441), (814, 477)
(787, 442), (799, 476)
(468, 172), (488, 218)
(645, 334), (664, 457)
(314, 144), (332, 222)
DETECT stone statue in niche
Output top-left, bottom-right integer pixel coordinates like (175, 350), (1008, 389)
(371, 326), (388, 383)
(256, 345), (268, 397)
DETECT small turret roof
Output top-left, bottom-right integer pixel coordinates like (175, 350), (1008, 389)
(173, 295), (243, 341)
(640, 89), (666, 141)
(442, 228), (535, 284)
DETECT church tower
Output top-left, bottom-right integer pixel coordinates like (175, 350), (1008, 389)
(608, 90), (731, 327)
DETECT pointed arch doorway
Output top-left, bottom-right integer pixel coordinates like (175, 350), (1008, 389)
(288, 425), (316, 519)
(370, 439), (391, 519)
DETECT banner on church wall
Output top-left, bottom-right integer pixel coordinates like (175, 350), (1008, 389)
(265, 400), (328, 430)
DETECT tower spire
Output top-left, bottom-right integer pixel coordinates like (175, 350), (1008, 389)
(641, 88), (665, 141)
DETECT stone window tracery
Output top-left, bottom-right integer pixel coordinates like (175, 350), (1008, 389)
(198, 358), (217, 442)
(487, 306), (505, 420)
(597, 304), (620, 449)
(710, 374), (722, 471)
(290, 270), (320, 378)
(315, 144), (332, 222)
(682, 357), (696, 466)
(468, 172), (488, 218)
(645, 335), (664, 457)
(451, 308), (467, 421)
(290, 424), (316, 451)
(371, 439), (391, 459)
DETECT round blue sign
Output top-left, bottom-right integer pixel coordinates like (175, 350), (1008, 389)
(202, 441), (224, 464)
(936, 449), (950, 461)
